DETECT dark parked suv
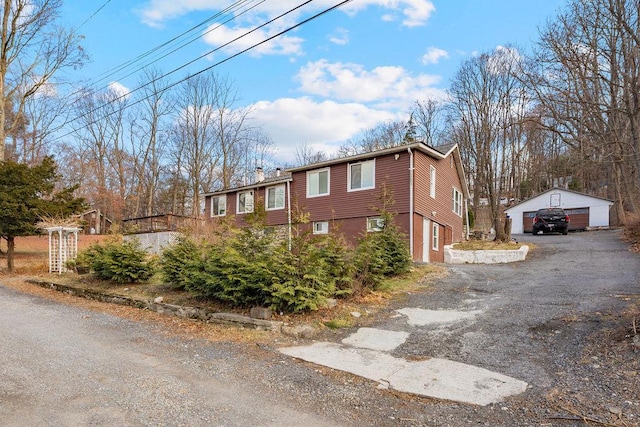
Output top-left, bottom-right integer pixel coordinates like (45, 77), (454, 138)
(532, 208), (570, 235)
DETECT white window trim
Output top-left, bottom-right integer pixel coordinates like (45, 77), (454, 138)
(237, 190), (254, 214)
(210, 195), (226, 217)
(430, 165), (436, 199)
(306, 168), (330, 198)
(452, 187), (463, 217)
(366, 217), (384, 232)
(432, 222), (439, 251)
(265, 185), (285, 211)
(313, 221), (329, 235)
(347, 159), (375, 192)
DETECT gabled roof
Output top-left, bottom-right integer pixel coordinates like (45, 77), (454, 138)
(432, 142), (457, 156)
(202, 174), (292, 197)
(202, 141), (468, 199)
(79, 209), (113, 223)
(505, 187), (614, 211)
(286, 141), (454, 173)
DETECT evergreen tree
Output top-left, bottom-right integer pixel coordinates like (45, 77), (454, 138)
(0, 157), (85, 272)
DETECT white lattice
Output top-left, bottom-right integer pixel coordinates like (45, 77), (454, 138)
(45, 227), (80, 273)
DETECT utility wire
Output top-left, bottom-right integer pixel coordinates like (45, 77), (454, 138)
(54, 0), (330, 139)
(69, 0), (261, 102)
(56, 0), (353, 141)
(75, 0), (112, 31)
(96, 0), (265, 93)
(88, 0), (262, 90)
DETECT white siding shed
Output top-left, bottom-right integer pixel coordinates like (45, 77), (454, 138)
(504, 188), (613, 234)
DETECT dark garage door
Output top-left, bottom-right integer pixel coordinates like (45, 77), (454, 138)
(523, 211), (536, 233)
(523, 207), (590, 232)
(565, 207), (589, 230)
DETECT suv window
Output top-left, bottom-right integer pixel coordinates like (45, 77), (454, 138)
(537, 208), (565, 216)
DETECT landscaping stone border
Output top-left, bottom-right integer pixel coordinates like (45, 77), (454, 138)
(443, 245), (529, 264)
(25, 280), (289, 333)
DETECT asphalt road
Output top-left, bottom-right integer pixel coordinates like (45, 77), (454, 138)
(0, 286), (346, 427)
(373, 229), (640, 386)
(1, 229), (638, 426)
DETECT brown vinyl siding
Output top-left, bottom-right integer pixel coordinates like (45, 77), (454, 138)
(291, 153), (411, 222)
(204, 184), (289, 228)
(413, 150), (465, 244)
(203, 143), (467, 263)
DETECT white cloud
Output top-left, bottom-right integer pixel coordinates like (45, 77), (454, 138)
(295, 60), (446, 108)
(137, 0), (436, 29)
(486, 45), (523, 74)
(108, 81), (131, 98)
(421, 47), (449, 65)
(342, 0), (436, 27)
(201, 24), (305, 57)
(250, 97), (399, 163)
(328, 28), (349, 45)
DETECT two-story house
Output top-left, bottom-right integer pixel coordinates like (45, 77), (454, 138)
(203, 142), (469, 263)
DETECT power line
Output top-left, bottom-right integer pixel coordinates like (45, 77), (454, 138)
(54, 0), (335, 140)
(75, 0), (113, 31)
(94, 0), (266, 92)
(55, 0), (354, 142)
(68, 0), (262, 103)
(87, 0), (263, 91)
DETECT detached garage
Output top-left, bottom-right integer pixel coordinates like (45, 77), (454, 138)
(505, 188), (614, 234)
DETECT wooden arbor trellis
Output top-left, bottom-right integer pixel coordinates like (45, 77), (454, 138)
(45, 226), (80, 274)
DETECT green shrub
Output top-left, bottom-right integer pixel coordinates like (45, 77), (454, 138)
(353, 192), (412, 291)
(80, 238), (156, 283)
(267, 232), (352, 313)
(161, 237), (204, 290)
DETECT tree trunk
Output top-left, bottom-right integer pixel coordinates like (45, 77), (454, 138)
(6, 235), (14, 272)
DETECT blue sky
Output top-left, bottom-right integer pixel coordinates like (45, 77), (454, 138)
(61, 0), (565, 163)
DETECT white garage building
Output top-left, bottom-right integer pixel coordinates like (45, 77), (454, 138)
(505, 188), (614, 234)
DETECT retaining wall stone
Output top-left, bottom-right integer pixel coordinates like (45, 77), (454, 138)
(443, 245), (529, 264)
(26, 280), (284, 332)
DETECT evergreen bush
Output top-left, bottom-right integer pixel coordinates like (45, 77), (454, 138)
(161, 236), (204, 290)
(80, 238), (156, 283)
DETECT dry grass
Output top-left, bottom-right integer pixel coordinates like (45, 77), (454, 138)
(453, 240), (523, 250)
(622, 212), (640, 253)
(0, 234), (445, 337)
(0, 235), (108, 275)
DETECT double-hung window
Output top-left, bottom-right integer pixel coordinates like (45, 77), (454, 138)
(432, 222), (439, 250)
(237, 190), (254, 214)
(313, 221), (329, 234)
(266, 185), (285, 210)
(366, 217), (384, 232)
(211, 195), (227, 217)
(211, 195), (226, 217)
(307, 168), (329, 197)
(430, 166), (436, 198)
(348, 159), (375, 191)
(452, 187), (463, 217)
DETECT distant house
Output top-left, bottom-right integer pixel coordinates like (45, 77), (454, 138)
(203, 142), (470, 263)
(78, 209), (112, 235)
(504, 188), (614, 234)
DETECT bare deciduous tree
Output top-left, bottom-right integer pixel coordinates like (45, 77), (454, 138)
(0, 0), (87, 160)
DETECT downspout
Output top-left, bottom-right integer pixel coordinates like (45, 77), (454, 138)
(465, 198), (470, 240)
(287, 180), (292, 251)
(407, 147), (414, 259)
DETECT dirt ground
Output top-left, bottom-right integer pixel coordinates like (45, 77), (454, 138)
(2, 233), (639, 426)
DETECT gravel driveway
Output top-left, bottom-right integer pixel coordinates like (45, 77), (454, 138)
(1, 229), (638, 426)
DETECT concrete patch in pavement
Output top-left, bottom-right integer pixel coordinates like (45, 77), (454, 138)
(341, 327), (409, 351)
(396, 308), (482, 326)
(279, 342), (528, 406)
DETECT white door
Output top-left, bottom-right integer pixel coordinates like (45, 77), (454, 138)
(422, 218), (430, 263)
